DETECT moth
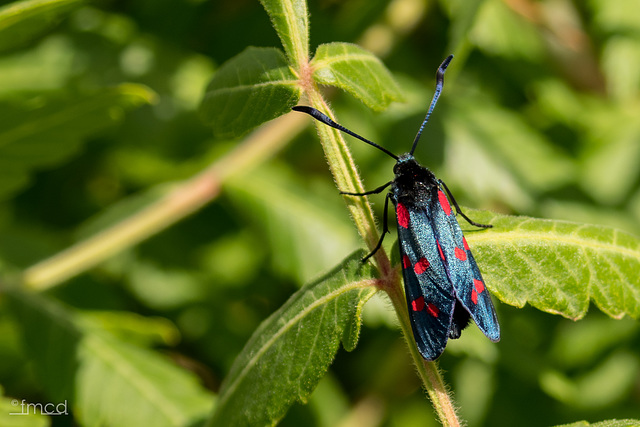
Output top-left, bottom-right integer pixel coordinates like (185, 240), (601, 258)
(293, 55), (500, 360)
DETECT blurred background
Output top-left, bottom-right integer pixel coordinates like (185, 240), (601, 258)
(0, 0), (639, 425)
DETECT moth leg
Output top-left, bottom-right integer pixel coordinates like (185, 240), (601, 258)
(439, 180), (492, 229)
(340, 181), (392, 196)
(362, 192), (392, 263)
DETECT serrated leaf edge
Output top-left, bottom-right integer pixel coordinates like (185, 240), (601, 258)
(468, 216), (640, 319)
(342, 284), (378, 351)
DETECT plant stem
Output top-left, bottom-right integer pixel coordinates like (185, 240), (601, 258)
(385, 275), (460, 426)
(305, 90), (392, 278)
(22, 112), (309, 290)
(303, 86), (460, 426)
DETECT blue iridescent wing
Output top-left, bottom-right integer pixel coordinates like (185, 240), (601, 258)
(395, 200), (456, 360)
(431, 185), (500, 342)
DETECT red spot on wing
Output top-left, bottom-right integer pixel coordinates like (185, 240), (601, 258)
(455, 247), (467, 261)
(402, 255), (411, 269)
(412, 297), (440, 317)
(463, 237), (470, 251)
(427, 303), (440, 318)
(438, 190), (452, 216)
(471, 279), (485, 305)
(411, 296), (425, 312)
(414, 258), (430, 275)
(437, 241), (445, 260)
(397, 202), (409, 228)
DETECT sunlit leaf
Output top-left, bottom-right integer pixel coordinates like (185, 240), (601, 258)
(207, 250), (377, 427)
(463, 210), (640, 320)
(199, 47), (301, 138)
(311, 42), (403, 110)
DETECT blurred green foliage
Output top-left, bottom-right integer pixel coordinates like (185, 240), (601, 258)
(0, 0), (639, 426)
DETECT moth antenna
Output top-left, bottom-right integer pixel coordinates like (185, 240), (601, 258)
(409, 54), (453, 155)
(292, 106), (399, 160)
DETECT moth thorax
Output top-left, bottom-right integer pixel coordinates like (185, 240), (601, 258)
(393, 155), (438, 201)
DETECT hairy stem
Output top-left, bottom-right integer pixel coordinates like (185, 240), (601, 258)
(301, 85), (460, 426)
(386, 275), (460, 426)
(305, 89), (392, 278)
(22, 113), (309, 290)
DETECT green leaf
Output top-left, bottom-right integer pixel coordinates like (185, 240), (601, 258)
(199, 47), (301, 139)
(311, 42), (404, 110)
(0, 84), (156, 200)
(462, 210), (640, 320)
(207, 250), (378, 427)
(258, 0), (309, 68)
(6, 289), (214, 427)
(0, 0), (84, 53)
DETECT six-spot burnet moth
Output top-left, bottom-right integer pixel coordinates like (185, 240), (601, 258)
(292, 55), (500, 361)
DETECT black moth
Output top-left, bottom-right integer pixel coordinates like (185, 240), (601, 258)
(293, 55), (500, 360)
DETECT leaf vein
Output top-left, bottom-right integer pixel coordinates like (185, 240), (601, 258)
(472, 232), (639, 260)
(218, 278), (376, 407)
(206, 79), (299, 97)
(312, 53), (382, 69)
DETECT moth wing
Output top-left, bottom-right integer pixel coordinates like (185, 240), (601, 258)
(396, 201), (456, 361)
(462, 250), (500, 341)
(431, 185), (500, 342)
